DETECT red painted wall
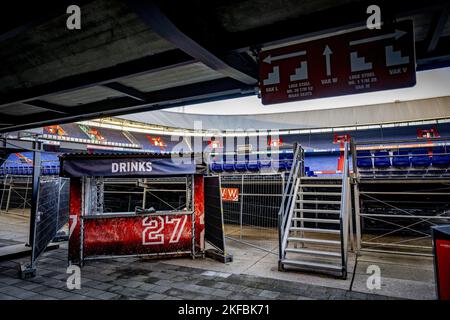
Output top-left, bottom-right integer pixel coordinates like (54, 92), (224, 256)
(68, 178), (82, 263)
(194, 175), (205, 252)
(83, 214), (193, 256)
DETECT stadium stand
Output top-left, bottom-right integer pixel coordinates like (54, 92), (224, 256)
(4, 121), (450, 177)
(93, 127), (134, 144)
(0, 152), (59, 176)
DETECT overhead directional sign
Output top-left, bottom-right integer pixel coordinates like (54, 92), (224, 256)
(259, 20), (416, 105)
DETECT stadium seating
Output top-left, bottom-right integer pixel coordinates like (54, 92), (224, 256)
(208, 156), (299, 173)
(374, 151), (391, 168)
(246, 161), (261, 171)
(210, 162), (223, 172)
(410, 148), (431, 167)
(0, 152), (60, 176)
(278, 161), (293, 171)
(392, 150), (411, 167)
(260, 159), (272, 170)
(356, 151), (373, 168)
(234, 161), (247, 171)
(432, 147), (450, 166)
(222, 162), (236, 172)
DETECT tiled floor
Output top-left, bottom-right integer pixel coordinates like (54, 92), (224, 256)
(0, 213), (29, 245)
(0, 213), (436, 300)
(0, 244), (393, 300)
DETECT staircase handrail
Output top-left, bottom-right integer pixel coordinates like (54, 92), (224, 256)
(278, 143), (304, 261)
(339, 141), (352, 277)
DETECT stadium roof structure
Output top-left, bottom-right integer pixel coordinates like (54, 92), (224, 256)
(119, 96), (450, 130)
(1, 0), (450, 133)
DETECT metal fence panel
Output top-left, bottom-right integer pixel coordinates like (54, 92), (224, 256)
(57, 178), (70, 231)
(31, 177), (70, 264)
(101, 177), (188, 213)
(204, 176), (226, 253)
(220, 174), (284, 253)
(357, 182), (450, 256)
(0, 176), (32, 215)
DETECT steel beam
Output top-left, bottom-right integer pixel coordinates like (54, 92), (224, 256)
(0, 78), (255, 133)
(24, 100), (73, 115)
(102, 82), (148, 102)
(126, 0), (257, 85)
(0, 115), (17, 126)
(426, 6), (450, 52)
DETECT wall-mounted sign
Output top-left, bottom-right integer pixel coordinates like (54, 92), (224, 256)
(221, 188), (239, 202)
(268, 137), (283, 147)
(259, 20), (415, 105)
(146, 135), (167, 150)
(208, 139), (223, 149)
(45, 125), (67, 136)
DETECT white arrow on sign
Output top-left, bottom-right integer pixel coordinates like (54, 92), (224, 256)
(323, 45), (333, 76)
(263, 50), (307, 64)
(349, 29), (407, 46)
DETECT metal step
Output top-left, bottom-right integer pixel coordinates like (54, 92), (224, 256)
(301, 184), (342, 188)
(281, 259), (342, 271)
(298, 192), (342, 196)
(300, 177), (342, 181)
(285, 248), (341, 257)
(292, 217), (340, 224)
(287, 237), (341, 245)
(289, 227), (340, 234)
(294, 208), (340, 214)
(296, 200), (341, 205)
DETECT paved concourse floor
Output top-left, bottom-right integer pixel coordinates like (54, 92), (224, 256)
(0, 214), (435, 300)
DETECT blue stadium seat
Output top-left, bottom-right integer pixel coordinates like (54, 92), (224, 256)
(392, 150), (410, 167)
(259, 160), (272, 170)
(280, 152), (294, 161)
(210, 163), (223, 172)
(374, 151), (391, 168)
(284, 161), (293, 170)
(432, 147), (450, 167)
(356, 151), (373, 168)
(246, 161), (261, 171)
(411, 148), (431, 167)
(49, 165), (59, 175)
(278, 161), (292, 171)
(307, 170), (317, 177)
(223, 162), (235, 172)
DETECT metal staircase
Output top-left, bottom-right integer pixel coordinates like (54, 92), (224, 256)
(278, 143), (352, 279)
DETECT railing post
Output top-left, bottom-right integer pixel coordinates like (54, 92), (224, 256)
(240, 175), (244, 240)
(348, 177), (355, 252)
(339, 141), (350, 279)
(350, 140), (357, 178)
(278, 143), (302, 270)
(353, 183), (362, 254)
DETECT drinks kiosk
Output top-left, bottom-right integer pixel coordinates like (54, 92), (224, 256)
(59, 152), (206, 265)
